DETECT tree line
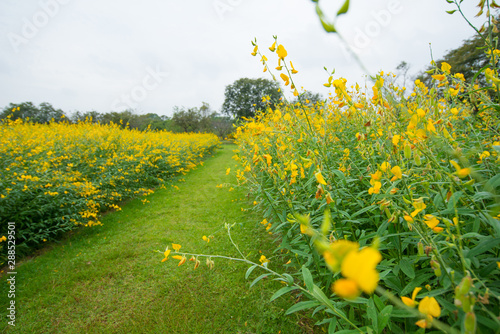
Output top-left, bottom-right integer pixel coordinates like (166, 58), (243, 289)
(2, 28), (488, 137)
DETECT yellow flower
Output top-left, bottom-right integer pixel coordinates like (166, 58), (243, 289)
(370, 170), (382, 181)
(290, 61), (298, 74)
(392, 134), (401, 146)
(262, 154), (272, 166)
(226, 168), (230, 175)
(332, 278), (360, 299)
(341, 246), (382, 294)
(260, 219), (268, 226)
(323, 240), (359, 272)
(411, 200), (426, 217)
(368, 181), (381, 195)
(251, 45), (258, 56)
(172, 255), (186, 266)
(172, 243), (181, 252)
(432, 74), (446, 81)
(277, 44), (287, 59)
(423, 215), (443, 232)
(315, 171), (327, 185)
(269, 41), (276, 52)
(0, 236), (6, 242)
(403, 215), (414, 222)
(390, 166), (402, 181)
(280, 73), (290, 86)
(202, 235), (210, 243)
(416, 296), (441, 328)
(450, 160), (470, 178)
(380, 161), (391, 172)
(259, 255), (269, 264)
(401, 287), (422, 308)
(441, 62), (451, 73)
(161, 248), (171, 262)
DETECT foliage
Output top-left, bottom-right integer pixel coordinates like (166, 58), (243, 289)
(221, 77), (282, 119)
(225, 5), (500, 330)
(0, 118), (219, 265)
(1, 102), (67, 123)
(0, 145), (303, 334)
(415, 28), (499, 90)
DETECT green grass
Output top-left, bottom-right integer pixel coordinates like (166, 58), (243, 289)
(0, 144), (309, 334)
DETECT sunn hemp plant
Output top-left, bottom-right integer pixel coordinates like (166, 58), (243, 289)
(161, 1), (500, 333)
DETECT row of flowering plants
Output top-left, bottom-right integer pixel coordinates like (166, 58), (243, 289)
(0, 117), (219, 265)
(227, 25), (500, 333)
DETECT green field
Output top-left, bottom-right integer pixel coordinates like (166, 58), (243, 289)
(0, 145), (308, 334)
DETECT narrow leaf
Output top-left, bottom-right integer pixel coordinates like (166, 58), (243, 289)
(337, 0), (350, 16)
(302, 266), (314, 291)
(270, 286), (298, 302)
(245, 264), (258, 279)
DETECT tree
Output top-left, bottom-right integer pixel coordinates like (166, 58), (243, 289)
(415, 27), (499, 88)
(292, 91), (324, 107)
(0, 102), (67, 123)
(395, 61), (411, 88)
(222, 78), (282, 119)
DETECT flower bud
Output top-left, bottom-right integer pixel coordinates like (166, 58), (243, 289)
(414, 153), (422, 166)
(404, 141), (412, 159)
(458, 275), (472, 296)
(418, 242), (424, 256)
(431, 259), (441, 277)
(464, 312), (476, 334)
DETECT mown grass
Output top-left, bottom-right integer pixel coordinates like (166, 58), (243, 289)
(0, 144), (307, 334)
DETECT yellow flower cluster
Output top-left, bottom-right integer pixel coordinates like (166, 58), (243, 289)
(0, 118), (219, 252)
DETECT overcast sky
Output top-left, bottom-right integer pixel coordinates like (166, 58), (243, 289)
(0, 0), (487, 117)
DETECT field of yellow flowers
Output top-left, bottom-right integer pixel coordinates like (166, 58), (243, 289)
(0, 118), (219, 264)
(231, 37), (500, 333)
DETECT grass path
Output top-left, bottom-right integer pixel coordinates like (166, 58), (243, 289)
(0, 144), (305, 334)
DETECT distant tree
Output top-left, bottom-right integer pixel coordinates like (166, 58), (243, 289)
(0, 102), (67, 123)
(210, 114), (234, 139)
(171, 107), (202, 133)
(71, 110), (102, 123)
(415, 27), (499, 88)
(222, 78), (282, 119)
(170, 102), (220, 133)
(395, 61), (411, 88)
(292, 91), (324, 106)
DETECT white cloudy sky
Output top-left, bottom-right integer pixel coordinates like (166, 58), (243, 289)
(0, 0), (487, 117)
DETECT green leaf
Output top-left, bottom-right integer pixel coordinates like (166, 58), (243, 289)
(328, 318), (338, 334)
(485, 174), (500, 191)
(245, 264), (258, 279)
(377, 305), (393, 333)
(285, 300), (320, 315)
(399, 259), (415, 279)
(302, 266), (314, 292)
(336, 0), (350, 16)
(447, 191), (463, 211)
(283, 273), (294, 285)
(367, 297), (378, 333)
(315, 4), (337, 33)
(466, 237), (500, 258)
(446, 9), (457, 14)
(270, 286), (298, 302)
(351, 205), (377, 218)
(249, 273), (268, 288)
